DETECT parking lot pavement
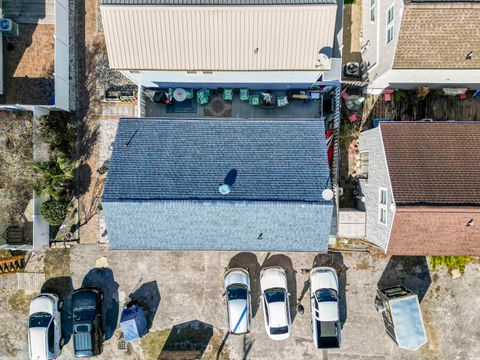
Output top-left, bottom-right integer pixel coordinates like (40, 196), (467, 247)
(3, 245), (480, 359)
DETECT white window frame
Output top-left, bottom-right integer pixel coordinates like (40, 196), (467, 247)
(386, 5), (394, 45)
(379, 187), (388, 225)
(370, 0), (376, 23)
(359, 151), (369, 179)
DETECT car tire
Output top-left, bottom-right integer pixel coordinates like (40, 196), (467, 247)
(57, 299), (64, 310)
(60, 337), (65, 348)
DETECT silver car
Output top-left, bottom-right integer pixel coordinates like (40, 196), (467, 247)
(224, 268), (252, 334)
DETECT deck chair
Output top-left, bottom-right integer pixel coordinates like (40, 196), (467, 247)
(223, 89), (233, 101)
(249, 95), (260, 106)
(240, 88), (249, 101)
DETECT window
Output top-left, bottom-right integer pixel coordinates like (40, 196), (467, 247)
(386, 5), (394, 44)
(359, 151), (369, 179)
(185, 71), (198, 75)
(370, 0), (376, 22)
(379, 187), (388, 225)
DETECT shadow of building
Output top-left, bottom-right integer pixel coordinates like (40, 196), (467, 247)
(377, 256), (431, 302)
(159, 320), (213, 360)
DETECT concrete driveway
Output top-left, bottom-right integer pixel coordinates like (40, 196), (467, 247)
(2, 245), (480, 359)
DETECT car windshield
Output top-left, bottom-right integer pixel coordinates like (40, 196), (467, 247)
(74, 323), (91, 333)
(73, 306), (96, 321)
(227, 284), (248, 301)
(270, 326), (289, 335)
(29, 312), (52, 328)
(264, 288), (286, 303)
(315, 289), (338, 303)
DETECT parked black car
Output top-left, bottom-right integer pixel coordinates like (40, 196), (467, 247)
(72, 287), (104, 357)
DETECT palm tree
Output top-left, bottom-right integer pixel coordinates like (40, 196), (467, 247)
(34, 154), (76, 201)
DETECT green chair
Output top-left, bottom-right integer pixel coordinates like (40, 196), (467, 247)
(223, 89), (233, 101)
(249, 95), (260, 106)
(197, 89), (210, 105)
(277, 95), (289, 107)
(185, 89), (194, 99)
(240, 88), (249, 101)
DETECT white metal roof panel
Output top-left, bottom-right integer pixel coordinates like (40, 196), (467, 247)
(100, 4), (337, 70)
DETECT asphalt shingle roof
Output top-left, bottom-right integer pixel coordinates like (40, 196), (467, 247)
(381, 122), (480, 205)
(103, 118), (331, 203)
(103, 118), (333, 251)
(393, 4), (480, 69)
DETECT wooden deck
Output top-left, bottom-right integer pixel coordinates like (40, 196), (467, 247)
(2, 0), (54, 24)
(366, 92), (480, 123)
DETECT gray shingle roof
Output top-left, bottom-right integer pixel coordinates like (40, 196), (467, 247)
(102, 0), (336, 5)
(103, 118), (333, 252)
(103, 118), (331, 203)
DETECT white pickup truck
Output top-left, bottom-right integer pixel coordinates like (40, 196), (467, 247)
(310, 267), (341, 349)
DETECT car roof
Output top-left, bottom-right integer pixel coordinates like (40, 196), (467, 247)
(267, 301), (288, 328)
(29, 327), (48, 360)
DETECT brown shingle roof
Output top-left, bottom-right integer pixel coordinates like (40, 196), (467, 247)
(393, 4), (480, 69)
(381, 122), (480, 205)
(387, 206), (480, 256)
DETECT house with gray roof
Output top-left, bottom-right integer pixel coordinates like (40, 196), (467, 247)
(102, 118), (334, 252)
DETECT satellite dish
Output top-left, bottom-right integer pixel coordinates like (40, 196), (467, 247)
(322, 189), (334, 201)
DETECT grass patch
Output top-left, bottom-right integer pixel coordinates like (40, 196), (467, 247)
(8, 290), (36, 316)
(44, 248), (71, 279)
(141, 329), (171, 360)
(430, 256), (474, 274)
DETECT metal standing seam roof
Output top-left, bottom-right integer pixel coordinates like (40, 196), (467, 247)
(102, 0), (336, 5)
(102, 118), (333, 252)
(100, 4), (337, 71)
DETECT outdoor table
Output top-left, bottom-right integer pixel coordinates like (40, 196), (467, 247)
(173, 88), (187, 102)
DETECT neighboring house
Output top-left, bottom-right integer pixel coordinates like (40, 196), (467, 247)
(0, 0), (72, 112)
(361, 0), (480, 92)
(357, 122), (480, 255)
(100, 0), (343, 89)
(102, 118), (334, 252)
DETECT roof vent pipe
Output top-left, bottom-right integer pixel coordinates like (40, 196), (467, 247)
(219, 184), (231, 195)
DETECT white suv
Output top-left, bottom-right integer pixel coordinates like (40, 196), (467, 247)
(260, 266), (291, 340)
(28, 293), (64, 360)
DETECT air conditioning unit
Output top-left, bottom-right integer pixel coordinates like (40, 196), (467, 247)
(0, 18), (19, 37)
(345, 62), (360, 77)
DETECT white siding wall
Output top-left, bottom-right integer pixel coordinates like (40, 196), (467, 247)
(54, 0), (70, 110)
(361, 0), (404, 83)
(358, 127), (395, 250)
(123, 70), (322, 89)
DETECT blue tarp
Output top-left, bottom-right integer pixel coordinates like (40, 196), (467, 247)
(120, 304), (148, 342)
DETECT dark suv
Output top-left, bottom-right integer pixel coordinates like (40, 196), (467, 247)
(72, 287), (104, 357)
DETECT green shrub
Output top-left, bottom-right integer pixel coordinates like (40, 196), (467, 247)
(34, 154), (76, 201)
(40, 199), (68, 226)
(39, 113), (76, 154)
(430, 256), (474, 274)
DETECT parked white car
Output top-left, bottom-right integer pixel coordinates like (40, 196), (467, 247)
(28, 293), (64, 360)
(310, 267), (341, 349)
(260, 266), (291, 340)
(224, 268), (251, 334)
